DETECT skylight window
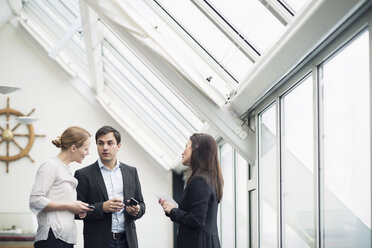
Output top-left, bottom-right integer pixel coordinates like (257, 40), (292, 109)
(132, 0), (235, 101)
(154, 0), (253, 82)
(150, 0), (310, 85)
(21, 0), (89, 83)
(101, 22), (203, 131)
(209, 0), (285, 53)
(99, 21), (204, 168)
(45, 0), (79, 24)
(280, 0), (311, 13)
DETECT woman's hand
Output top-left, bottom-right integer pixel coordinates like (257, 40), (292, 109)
(158, 198), (175, 214)
(67, 201), (92, 214)
(78, 212), (87, 219)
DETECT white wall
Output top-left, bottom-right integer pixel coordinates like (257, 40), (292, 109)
(0, 22), (173, 247)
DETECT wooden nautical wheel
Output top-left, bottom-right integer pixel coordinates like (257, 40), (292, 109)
(0, 97), (45, 173)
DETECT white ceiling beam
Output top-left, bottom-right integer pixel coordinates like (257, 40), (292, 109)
(230, 0), (369, 116)
(48, 17), (81, 59)
(79, 0), (104, 94)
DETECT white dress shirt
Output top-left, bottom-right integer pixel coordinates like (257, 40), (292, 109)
(29, 157), (78, 244)
(98, 158), (125, 232)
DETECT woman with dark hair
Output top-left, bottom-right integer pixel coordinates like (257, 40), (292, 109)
(30, 126), (93, 248)
(159, 133), (223, 248)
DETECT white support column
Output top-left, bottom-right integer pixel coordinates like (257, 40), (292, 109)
(79, 0), (104, 94)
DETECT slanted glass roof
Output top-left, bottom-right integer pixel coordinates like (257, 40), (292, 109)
(148, 0), (310, 84)
(21, 0), (89, 84)
(12, 0), (312, 169)
(153, 0), (254, 82)
(210, 0), (285, 52)
(99, 21), (203, 167)
(281, 0), (311, 13)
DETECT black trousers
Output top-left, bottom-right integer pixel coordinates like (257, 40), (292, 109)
(34, 228), (73, 248)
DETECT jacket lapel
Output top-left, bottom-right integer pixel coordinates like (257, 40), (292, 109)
(93, 162), (109, 201)
(120, 163), (128, 202)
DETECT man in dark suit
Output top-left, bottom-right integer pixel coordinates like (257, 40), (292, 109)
(75, 126), (145, 248)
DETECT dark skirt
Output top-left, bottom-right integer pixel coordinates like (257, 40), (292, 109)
(34, 228), (73, 248)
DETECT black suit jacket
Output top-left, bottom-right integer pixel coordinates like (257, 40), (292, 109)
(169, 175), (220, 248)
(74, 161), (145, 248)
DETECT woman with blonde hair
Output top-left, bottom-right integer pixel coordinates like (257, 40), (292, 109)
(30, 126), (92, 248)
(159, 133), (224, 248)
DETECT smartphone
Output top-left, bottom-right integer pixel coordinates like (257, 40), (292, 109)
(128, 198), (138, 206)
(88, 205), (95, 209)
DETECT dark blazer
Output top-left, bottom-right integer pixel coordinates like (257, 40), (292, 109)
(74, 161), (145, 248)
(169, 175), (220, 248)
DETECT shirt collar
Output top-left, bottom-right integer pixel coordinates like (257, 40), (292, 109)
(98, 158), (120, 170)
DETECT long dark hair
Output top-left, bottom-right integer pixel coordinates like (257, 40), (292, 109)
(187, 133), (223, 202)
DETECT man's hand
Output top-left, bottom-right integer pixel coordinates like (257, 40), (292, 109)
(125, 200), (140, 216)
(103, 198), (124, 213)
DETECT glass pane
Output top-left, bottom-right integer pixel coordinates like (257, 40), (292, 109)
(259, 104), (278, 248)
(250, 189), (258, 248)
(282, 76), (315, 247)
(22, 0), (89, 83)
(280, 0), (311, 13)
(23, 1), (65, 45)
(236, 152), (248, 248)
(211, 0), (285, 53)
(220, 143), (235, 247)
(155, 0), (253, 81)
(118, 0), (233, 97)
(102, 48), (192, 152)
(101, 23), (203, 131)
(45, 0), (79, 25)
(322, 30), (370, 248)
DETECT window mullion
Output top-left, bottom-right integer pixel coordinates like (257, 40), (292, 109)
(192, 0), (260, 62)
(259, 0), (293, 25)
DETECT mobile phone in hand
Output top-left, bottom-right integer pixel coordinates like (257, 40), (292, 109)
(128, 198), (138, 206)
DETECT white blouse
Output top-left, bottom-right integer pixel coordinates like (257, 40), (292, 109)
(29, 157), (78, 244)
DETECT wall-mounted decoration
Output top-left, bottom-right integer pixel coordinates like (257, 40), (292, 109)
(0, 97), (45, 173)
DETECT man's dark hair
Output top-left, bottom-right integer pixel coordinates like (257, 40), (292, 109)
(95, 126), (121, 144)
